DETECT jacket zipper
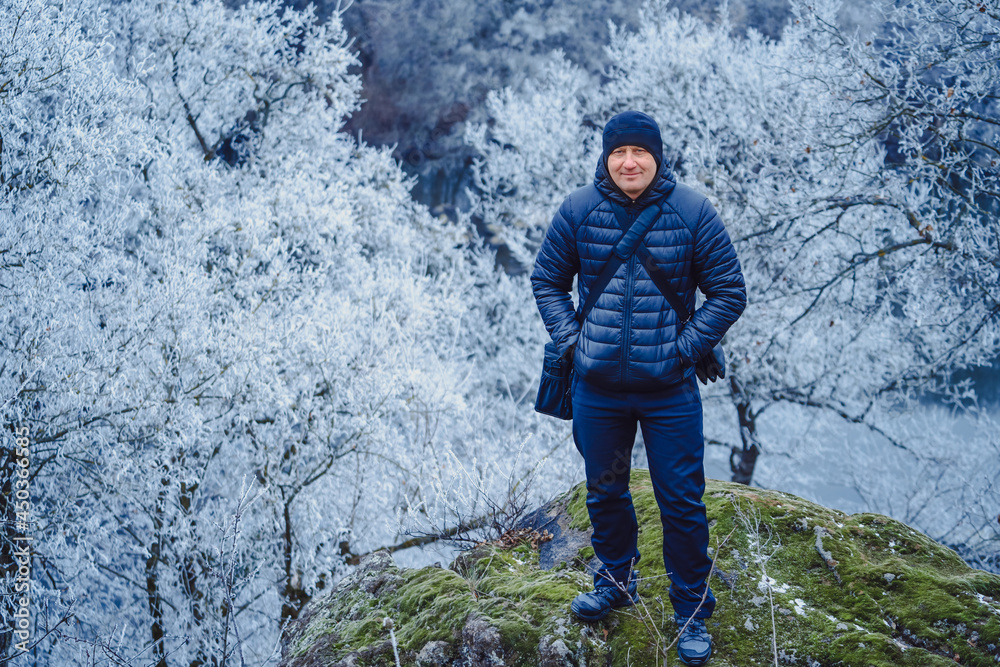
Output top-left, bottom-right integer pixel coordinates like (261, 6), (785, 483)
(620, 202), (638, 386)
(621, 253), (635, 386)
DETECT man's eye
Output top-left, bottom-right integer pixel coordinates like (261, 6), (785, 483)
(634, 148), (645, 153)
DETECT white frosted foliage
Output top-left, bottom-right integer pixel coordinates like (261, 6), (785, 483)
(2, 0), (563, 663)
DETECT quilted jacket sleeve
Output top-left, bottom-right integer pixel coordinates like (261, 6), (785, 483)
(530, 197), (582, 356)
(675, 198), (747, 367)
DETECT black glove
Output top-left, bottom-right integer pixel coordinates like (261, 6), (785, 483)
(561, 335), (579, 361)
(694, 344), (726, 385)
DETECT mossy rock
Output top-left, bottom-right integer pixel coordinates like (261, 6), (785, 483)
(279, 471), (1000, 666)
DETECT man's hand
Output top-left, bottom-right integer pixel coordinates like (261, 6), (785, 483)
(560, 334), (579, 361)
(694, 344), (726, 385)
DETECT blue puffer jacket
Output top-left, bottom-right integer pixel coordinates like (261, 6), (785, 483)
(531, 157), (747, 392)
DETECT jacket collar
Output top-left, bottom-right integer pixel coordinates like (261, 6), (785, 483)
(595, 155), (676, 208)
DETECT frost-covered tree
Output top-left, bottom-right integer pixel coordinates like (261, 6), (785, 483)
(467, 0), (999, 568)
(1, 0), (559, 664)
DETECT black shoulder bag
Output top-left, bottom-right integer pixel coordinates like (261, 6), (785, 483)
(534, 204), (662, 420)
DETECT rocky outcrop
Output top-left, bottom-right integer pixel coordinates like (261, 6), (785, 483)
(279, 470), (1000, 666)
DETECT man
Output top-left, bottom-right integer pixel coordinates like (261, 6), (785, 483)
(530, 110), (746, 666)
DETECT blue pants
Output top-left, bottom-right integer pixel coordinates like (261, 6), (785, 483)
(571, 373), (716, 619)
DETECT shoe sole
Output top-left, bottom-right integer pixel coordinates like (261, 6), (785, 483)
(677, 645), (713, 666)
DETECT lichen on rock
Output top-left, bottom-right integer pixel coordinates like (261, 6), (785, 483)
(279, 470), (1000, 666)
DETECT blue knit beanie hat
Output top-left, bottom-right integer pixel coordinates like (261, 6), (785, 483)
(602, 110), (663, 169)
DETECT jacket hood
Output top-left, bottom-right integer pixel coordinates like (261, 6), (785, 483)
(595, 154), (676, 208)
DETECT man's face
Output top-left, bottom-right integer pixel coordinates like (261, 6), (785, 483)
(607, 145), (657, 200)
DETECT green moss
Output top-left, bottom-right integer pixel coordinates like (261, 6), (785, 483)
(565, 483), (591, 531)
(285, 470), (1000, 667)
(981, 616), (1000, 644)
(392, 567), (477, 647)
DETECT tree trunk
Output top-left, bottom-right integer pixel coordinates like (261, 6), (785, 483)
(281, 501), (310, 624)
(146, 486), (168, 667)
(729, 375), (762, 485)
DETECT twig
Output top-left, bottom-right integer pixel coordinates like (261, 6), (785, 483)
(662, 526), (737, 664)
(735, 503), (781, 667)
(454, 551), (496, 600)
(382, 618), (401, 667)
(604, 559), (665, 661)
(597, 525), (737, 666)
(212, 475), (268, 667)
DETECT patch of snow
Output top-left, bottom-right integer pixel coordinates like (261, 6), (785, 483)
(758, 575), (789, 594)
(977, 593), (1000, 617)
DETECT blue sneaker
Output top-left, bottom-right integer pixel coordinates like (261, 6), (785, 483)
(674, 614), (713, 665)
(570, 575), (638, 622)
